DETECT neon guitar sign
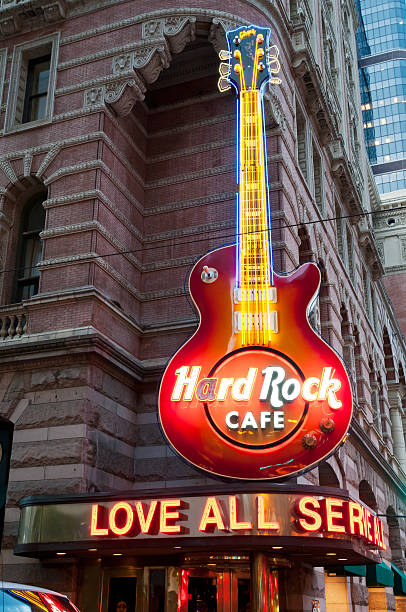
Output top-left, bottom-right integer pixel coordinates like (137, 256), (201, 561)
(158, 25), (353, 480)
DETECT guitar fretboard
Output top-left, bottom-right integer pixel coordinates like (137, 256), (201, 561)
(235, 89), (277, 346)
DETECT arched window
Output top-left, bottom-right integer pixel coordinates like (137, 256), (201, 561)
(318, 462), (340, 488)
(15, 192), (46, 301)
(359, 479), (377, 511)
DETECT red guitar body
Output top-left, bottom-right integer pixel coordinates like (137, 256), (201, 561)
(159, 245), (353, 480)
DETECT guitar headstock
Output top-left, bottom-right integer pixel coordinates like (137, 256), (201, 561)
(218, 25), (282, 94)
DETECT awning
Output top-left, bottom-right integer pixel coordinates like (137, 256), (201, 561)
(366, 561), (394, 588)
(344, 565), (366, 577)
(392, 562), (406, 596)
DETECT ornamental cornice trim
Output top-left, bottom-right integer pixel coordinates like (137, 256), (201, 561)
(81, 16), (196, 117)
(0, 0), (65, 38)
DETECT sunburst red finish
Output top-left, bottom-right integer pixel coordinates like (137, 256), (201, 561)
(158, 245), (353, 480)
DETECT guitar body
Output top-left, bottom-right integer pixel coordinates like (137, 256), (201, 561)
(159, 245), (353, 480)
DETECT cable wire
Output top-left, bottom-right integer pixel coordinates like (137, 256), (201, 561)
(0, 203), (398, 277)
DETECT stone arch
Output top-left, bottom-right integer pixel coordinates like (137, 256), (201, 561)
(318, 461), (340, 488)
(359, 479), (377, 511)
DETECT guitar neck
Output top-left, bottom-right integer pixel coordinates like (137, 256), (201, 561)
(237, 89), (273, 291)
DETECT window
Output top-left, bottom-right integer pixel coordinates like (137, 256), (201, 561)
(295, 100), (308, 181)
(363, 267), (371, 319)
(22, 55), (51, 123)
(335, 200), (344, 259)
(15, 193), (46, 301)
(346, 226), (355, 281)
(5, 34), (59, 132)
(312, 142), (323, 211)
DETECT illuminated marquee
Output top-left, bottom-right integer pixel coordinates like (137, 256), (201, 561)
(89, 493), (386, 551)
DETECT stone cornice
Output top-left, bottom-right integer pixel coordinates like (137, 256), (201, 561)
(0, 0), (66, 37)
(0, 324), (164, 383)
(326, 137), (364, 217)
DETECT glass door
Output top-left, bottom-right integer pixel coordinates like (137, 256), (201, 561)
(179, 568), (253, 612)
(100, 567), (143, 612)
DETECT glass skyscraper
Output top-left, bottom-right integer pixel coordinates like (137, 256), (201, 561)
(355, 0), (406, 195)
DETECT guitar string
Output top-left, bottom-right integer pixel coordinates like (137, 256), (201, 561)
(254, 89), (262, 344)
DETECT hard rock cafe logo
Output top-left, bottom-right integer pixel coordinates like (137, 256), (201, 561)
(170, 349), (341, 449)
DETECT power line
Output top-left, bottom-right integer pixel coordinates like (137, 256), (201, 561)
(1, 203), (399, 277)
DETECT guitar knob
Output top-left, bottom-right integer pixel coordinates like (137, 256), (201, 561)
(302, 433), (317, 450)
(320, 417), (335, 434)
(201, 266), (218, 283)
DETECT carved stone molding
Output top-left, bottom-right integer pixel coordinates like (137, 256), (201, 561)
(84, 75), (145, 117)
(264, 87), (286, 131)
(105, 78), (145, 117)
(327, 138), (363, 218)
(291, 28), (337, 144)
(358, 229), (384, 280)
(208, 17), (239, 53)
(0, 0), (65, 37)
(85, 15), (196, 115)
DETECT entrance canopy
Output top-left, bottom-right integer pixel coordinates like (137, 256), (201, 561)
(15, 484), (384, 566)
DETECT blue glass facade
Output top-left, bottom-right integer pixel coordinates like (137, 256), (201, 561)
(355, 0), (406, 194)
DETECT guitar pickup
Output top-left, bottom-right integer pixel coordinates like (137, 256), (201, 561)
(234, 287), (277, 303)
(234, 310), (278, 333)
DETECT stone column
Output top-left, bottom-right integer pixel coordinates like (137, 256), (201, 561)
(250, 552), (269, 612)
(388, 383), (406, 472)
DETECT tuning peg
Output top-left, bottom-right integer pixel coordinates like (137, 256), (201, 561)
(270, 77), (282, 85)
(267, 44), (280, 59)
(267, 55), (281, 75)
(219, 62), (230, 77)
(219, 49), (231, 60)
(218, 77), (231, 92)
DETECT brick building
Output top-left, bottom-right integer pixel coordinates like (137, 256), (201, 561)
(0, 0), (404, 611)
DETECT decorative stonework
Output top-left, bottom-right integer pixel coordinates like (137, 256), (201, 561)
(327, 138), (363, 217)
(265, 87), (286, 130)
(83, 16), (196, 116)
(0, 0), (66, 37)
(208, 17), (238, 53)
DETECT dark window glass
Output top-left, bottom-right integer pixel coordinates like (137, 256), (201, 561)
(22, 55), (51, 123)
(188, 577), (217, 612)
(149, 569), (165, 612)
(16, 193), (46, 301)
(238, 578), (251, 611)
(108, 578), (137, 612)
